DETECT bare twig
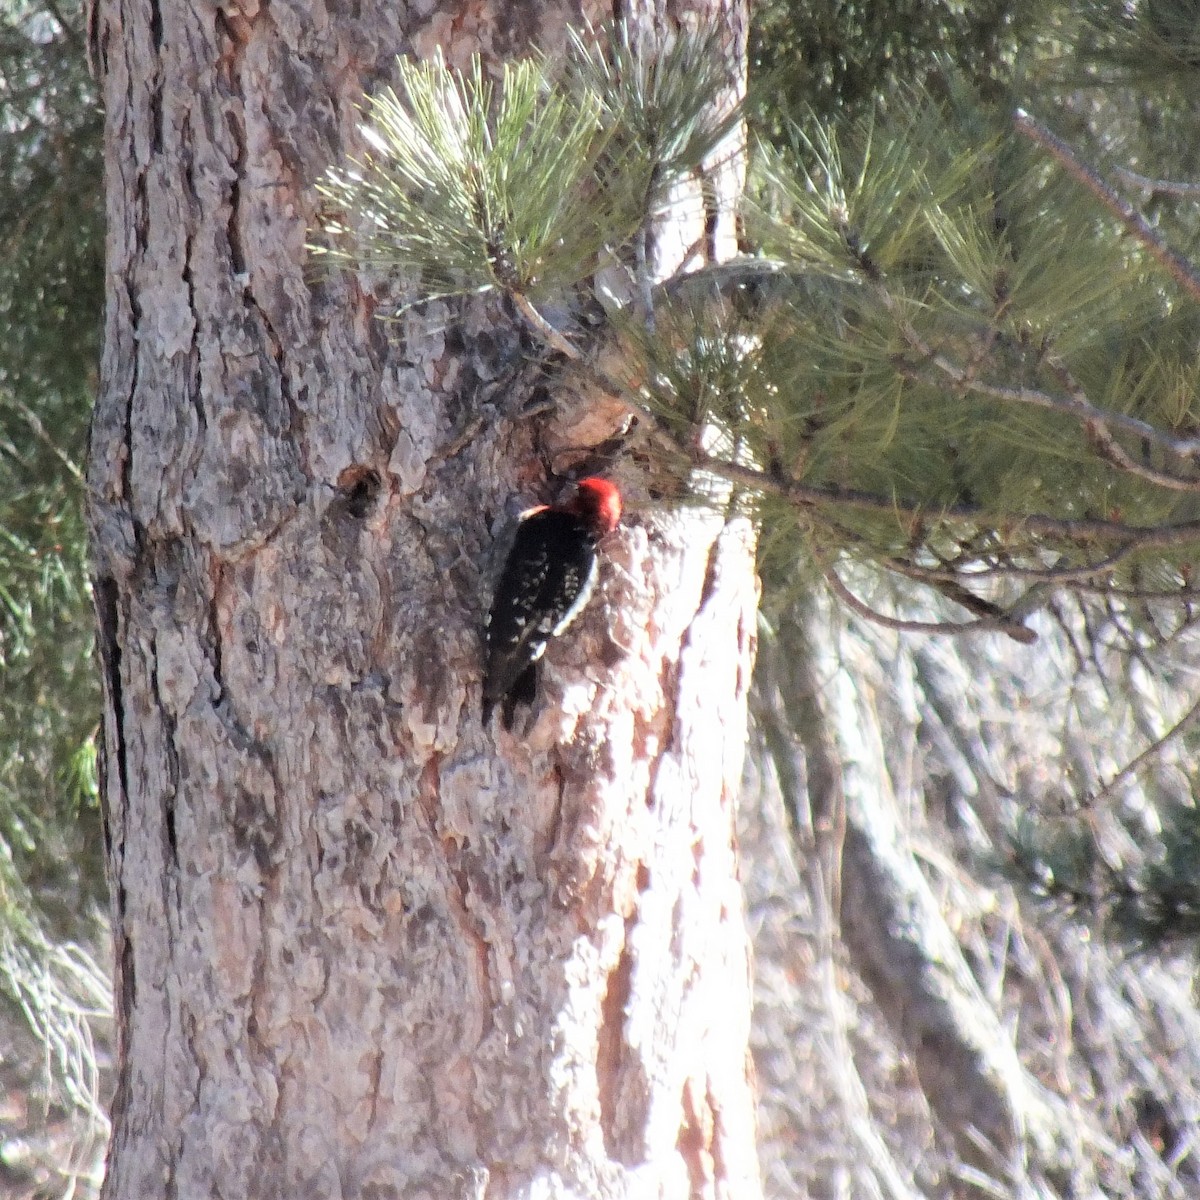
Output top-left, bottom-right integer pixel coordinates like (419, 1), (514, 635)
(818, 555), (1037, 643)
(1087, 690), (1200, 808)
(808, 511), (1197, 621)
(510, 291), (583, 362)
(1014, 109), (1200, 307)
(1113, 165), (1200, 198)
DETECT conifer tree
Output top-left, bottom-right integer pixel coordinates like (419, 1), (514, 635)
(9, 0), (1200, 1193)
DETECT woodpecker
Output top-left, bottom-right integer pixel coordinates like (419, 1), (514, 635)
(483, 477), (623, 728)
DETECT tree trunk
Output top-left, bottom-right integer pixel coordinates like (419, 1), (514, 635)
(88, 1), (758, 1197)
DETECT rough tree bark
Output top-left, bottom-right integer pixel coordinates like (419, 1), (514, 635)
(87, 1), (758, 1197)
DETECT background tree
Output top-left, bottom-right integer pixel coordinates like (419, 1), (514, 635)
(0, 0), (110, 1188)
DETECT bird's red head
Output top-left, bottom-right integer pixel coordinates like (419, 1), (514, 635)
(570, 477), (623, 535)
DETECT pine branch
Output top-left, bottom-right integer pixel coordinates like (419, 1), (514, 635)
(841, 231), (1200, 474)
(684, 448), (1200, 553)
(511, 261), (1200, 609)
(1013, 108), (1200, 306)
(1042, 355), (1200, 493)
(661, 255), (1200, 479)
(891, 356), (1200, 464)
(818, 554), (1037, 642)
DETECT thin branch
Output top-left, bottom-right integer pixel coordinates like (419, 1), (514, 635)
(813, 509), (1137, 587)
(894, 358), (1200, 461)
(1014, 109), (1200, 307)
(1043, 355), (1200, 492)
(1087, 414), (1200, 492)
(1068, 579), (1200, 602)
(807, 512), (1196, 624)
(510, 291), (584, 362)
(651, 250), (1200, 475)
(1051, 350), (1200, 487)
(898, 546), (1145, 586)
(689, 448), (1200, 551)
(1113, 165), (1200, 198)
(1, 396), (84, 483)
(818, 556), (1037, 643)
(657, 255), (793, 303)
(1086, 691), (1200, 809)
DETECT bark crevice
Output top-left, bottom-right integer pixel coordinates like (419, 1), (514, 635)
(597, 938), (635, 1160)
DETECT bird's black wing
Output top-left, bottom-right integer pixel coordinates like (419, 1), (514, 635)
(483, 510), (598, 703)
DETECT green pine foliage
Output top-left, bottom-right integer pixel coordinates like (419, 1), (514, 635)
(316, 8), (1200, 953)
(318, 21), (1200, 620)
(316, 52), (643, 302)
(314, 28), (741, 308)
(742, 97), (1200, 590)
(315, 49), (652, 305)
(1010, 786), (1200, 951)
(0, 0), (104, 398)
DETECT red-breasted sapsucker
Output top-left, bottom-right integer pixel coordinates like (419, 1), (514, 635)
(483, 477), (623, 727)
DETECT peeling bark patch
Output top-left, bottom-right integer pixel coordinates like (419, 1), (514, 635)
(597, 940), (633, 1160)
(214, 8), (252, 90)
(677, 1076), (716, 1194)
(707, 1080), (727, 1190)
(694, 522), (724, 614)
